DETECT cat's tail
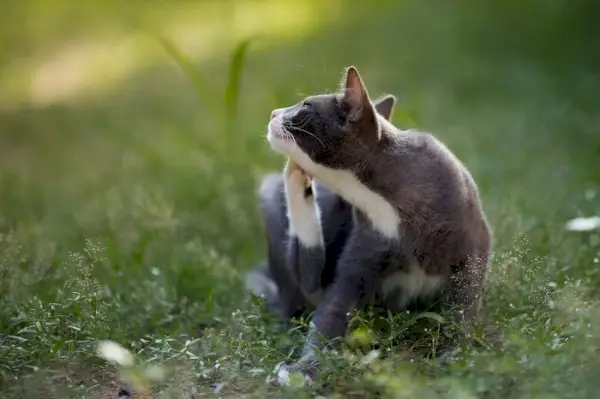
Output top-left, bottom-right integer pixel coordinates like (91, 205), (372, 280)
(244, 260), (280, 305)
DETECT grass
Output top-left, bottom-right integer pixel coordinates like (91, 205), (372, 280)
(1, 0), (600, 397)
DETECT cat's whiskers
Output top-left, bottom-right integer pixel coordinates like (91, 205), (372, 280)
(285, 114), (326, 150)
(294, 115), (311, 127)
(280, 125), (299, 153)
(290, 125), (326, 150)
(290, 116), (312, 138)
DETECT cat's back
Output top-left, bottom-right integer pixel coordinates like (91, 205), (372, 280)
(378, 130), (468, 198)
(372, 127), (486, 230)
(391, 129), (468, 178)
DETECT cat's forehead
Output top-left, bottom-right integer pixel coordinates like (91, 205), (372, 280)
(306, 93), (338, 101)
(304, 92), (340, 108)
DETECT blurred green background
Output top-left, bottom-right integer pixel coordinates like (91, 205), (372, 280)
(1, 0), (600, 397)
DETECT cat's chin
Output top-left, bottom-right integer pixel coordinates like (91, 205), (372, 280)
(268, 134), (313, 172)
(267, 121), (294, 157)
(267, 119), (322, 175)
(267, 134), (293, 157)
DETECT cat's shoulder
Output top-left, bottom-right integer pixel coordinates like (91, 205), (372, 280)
(383, 127), (447, 155)
(382, 127), (470, 180)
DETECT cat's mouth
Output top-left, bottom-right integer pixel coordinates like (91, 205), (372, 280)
(267, 117), (296, 156)
(267, 116), (320, 176)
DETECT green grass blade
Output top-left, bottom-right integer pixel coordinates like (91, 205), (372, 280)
(156, 34), (215, 110)
(224, 37), (256, 134)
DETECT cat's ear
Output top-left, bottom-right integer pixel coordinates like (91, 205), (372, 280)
(373, 94), (396, 121)
(341, 66), (374, 122)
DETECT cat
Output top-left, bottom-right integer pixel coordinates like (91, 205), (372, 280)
(261, 65), (492, 385)
(245, 95), (397, 322)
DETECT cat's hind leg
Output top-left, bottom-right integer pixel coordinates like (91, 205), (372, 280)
(244, 260), (281, 312)
(435, 252), (490, 365)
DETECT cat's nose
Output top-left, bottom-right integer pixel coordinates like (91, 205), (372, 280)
(270, 108), (284, 120)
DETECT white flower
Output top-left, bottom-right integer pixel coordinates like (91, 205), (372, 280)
(97, 340), (134, 366)
(565, 216), (600, 232)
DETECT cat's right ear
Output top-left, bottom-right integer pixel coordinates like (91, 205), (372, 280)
(373, 95), (396, 121)
(341, 66), (374, 123)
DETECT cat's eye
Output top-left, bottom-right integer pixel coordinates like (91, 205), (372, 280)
(302, 101), (312, 108)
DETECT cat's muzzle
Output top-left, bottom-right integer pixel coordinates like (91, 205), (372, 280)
(267, 117), (295, 156)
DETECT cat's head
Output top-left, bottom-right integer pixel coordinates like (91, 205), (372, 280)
(267, 66), (395, 171)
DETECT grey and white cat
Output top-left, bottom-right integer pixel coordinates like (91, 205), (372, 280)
(245, 95), (396, 321)
(248, 66), (492, 384)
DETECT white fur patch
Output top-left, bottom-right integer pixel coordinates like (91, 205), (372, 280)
(380, 261), (444, 310)
(284, 179), (323, 248)
(268, 118), (400, 239)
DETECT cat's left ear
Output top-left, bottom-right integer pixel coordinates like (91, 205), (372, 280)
(373, 94), (396, 121)
(342, 66), (374, 123)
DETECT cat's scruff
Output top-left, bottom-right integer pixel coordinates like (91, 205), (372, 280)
(253, 65), (492, 382)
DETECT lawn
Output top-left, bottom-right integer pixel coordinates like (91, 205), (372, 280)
(1, 0), (600, 397)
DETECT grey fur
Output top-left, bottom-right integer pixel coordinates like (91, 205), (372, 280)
(252, 66), (492, 381)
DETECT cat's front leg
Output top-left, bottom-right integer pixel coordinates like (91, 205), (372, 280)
(276, 220), (392, 385)
(283, 159), (326, 302)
